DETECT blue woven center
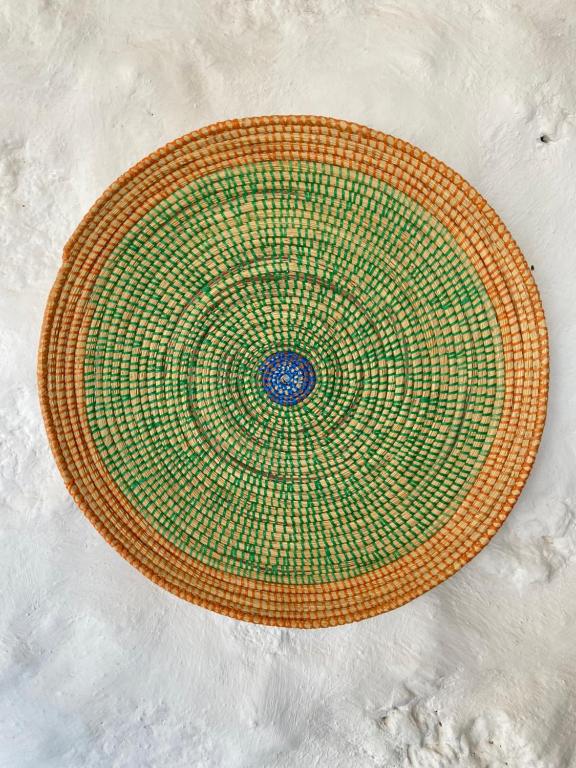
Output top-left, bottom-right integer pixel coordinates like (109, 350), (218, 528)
(259, 350), (316, 406)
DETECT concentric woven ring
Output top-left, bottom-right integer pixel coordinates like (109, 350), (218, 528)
(38, 115), (548, 627)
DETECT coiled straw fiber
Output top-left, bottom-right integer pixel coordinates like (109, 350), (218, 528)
(38, 116), (548, 626)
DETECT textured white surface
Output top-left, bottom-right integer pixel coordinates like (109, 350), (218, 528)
(0, 1), (574, 765)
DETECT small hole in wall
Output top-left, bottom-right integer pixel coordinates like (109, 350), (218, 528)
(531, 265), (535, 271)
(539, 134), (551, 143)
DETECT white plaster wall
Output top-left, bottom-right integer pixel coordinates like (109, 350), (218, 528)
(1, 1), (575, 765)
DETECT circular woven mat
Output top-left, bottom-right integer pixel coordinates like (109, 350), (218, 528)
(39, 116), (548, 627)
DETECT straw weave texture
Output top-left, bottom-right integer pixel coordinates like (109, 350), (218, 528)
(38, 116), (548, 627)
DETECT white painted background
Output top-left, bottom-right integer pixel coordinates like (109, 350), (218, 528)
(1, 1), (575, 765)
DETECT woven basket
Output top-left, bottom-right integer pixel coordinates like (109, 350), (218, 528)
(38, 116), (548, 627)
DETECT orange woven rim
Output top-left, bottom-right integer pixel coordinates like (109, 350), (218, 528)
(38, 115), (548, 627)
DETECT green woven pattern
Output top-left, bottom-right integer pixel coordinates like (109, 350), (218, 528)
(84, 160), (505, 585)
